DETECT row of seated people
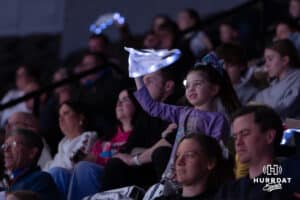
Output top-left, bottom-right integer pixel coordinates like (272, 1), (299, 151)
(0, 43), (300, 199)
(1, 104), (299, 199)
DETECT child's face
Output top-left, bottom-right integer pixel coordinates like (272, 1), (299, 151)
(185, 72), (218, 108)
(264, 48), (289, 79)
(276, 24), (291, 40)
(219, 24), (235, 44)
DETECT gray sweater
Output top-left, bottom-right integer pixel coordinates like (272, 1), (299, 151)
(254, 69), (300, 119)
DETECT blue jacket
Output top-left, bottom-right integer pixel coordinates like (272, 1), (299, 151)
(7, 166), (60, 200)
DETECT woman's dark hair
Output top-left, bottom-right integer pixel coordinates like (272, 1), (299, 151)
(216, 43), (247, 67)
(176, 133), (234, 190)
(151, 14), (174, 31)
(266, 39), (300, 68)
(187, 64), (241, 116)
(182, 8), (202, 28)
(58, 100), (91, 131)
(101, 88), (146, 141)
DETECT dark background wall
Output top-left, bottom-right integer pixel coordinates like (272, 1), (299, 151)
(0, 0), (248, 58)
(61, 0), (247, 57)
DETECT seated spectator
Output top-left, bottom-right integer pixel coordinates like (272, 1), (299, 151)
(219, 22), (239, 45)
(6, 190), (41, 200)
(38, 67), (73, 155)
(44, 101), (97, 171)
(216, 43), (259, 104)
(101, 68), (181, 191)
(214, 105), (295, 199)
(155, 133), (233, 200)
(52, 68), (73, 105)
(177, 8), (213, 60)
(156, 21), (179, 49)
(289, 0), (300, 25)
(151, 15), (175, 34)
(73, 51), (123, 126)
(274, 19), (300, 56)
(2, 129), (59, 200)
(48, 88), (148, 200)
(23, 82), (47, 116)
(5, 112), (52, 169)
(253, 39), (300, 119)
(0, 64), (39, 127)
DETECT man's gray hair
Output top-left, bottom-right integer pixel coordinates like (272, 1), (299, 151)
(7, 128), (43, 163)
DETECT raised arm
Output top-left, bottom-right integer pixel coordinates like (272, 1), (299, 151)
(134, 76), (144, 90)
(134, 85), (183, 123)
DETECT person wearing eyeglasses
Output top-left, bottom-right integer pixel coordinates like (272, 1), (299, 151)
(1, 129), (59, 200)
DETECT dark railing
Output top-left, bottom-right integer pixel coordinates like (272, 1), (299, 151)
(0, 65), (106, 111)
(0, 0), (264, 112)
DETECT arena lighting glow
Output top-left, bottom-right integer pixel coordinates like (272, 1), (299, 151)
(125, 47), (181, 78)
(280, 128), (300, 146)
(89, 12), (125, 34)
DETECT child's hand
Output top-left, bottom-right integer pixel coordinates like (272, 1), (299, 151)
(134, 77), (144, 90)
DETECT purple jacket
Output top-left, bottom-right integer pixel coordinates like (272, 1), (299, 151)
(134, 86), (230, 179)
(134, 86), (230, 140)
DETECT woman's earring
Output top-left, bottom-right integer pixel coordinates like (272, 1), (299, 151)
(79, 120), (83, 126)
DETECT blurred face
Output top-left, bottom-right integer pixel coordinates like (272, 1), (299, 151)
(80, 55), (99, 83)
(115, 90), (136, 121)
(143, 33), (160, 49)
(6, 194), (18, 200)
(157, 30), (174, 49)
(224, 63), (242, 84)
(16, 66), (31, 91)
(264, 48), (289, 79)
(177, 11), (195, 31)
(59, 104), (82, 137)
(5, 113), (38, 133)
(88, 38), (106, 53)
(24, 82), (40, 111)
(175, 138), (211, 186)
(3, 135), (36, 170)
(276, 24), (291, 40)
(143, 71), (166, 101)
(232, 113), (272, 165)
(289, 0), (300, 18)
(152, 17), (167, 33)
(185, 72), (218, 108)
(219, 24), (235, 44)
(53, 70), (70, 95)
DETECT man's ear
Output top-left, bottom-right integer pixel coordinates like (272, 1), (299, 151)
(266, 129), (276, 144)
(164, 80), (175, 93)
(207, 159), (216, 171)
(28, 147), (39, 161)
(282, 56), (290, 67)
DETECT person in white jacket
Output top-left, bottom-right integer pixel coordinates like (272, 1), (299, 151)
(44, 101), (97, 171)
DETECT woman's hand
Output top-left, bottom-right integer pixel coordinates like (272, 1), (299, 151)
(161, 123), (177, 138)
(113, 153), (134, 166)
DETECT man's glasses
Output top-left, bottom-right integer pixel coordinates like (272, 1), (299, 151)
(1, 141), (23, 151)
